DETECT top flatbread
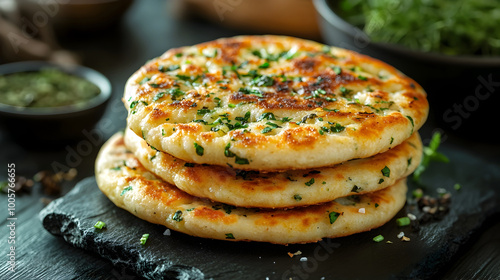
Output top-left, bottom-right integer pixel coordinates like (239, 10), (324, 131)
(96, 132), (408, 244)
(124, 35), (428, 170)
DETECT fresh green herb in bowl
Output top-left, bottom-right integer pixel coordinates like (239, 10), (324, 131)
(0, 61), (111, 146)
(313, 0), (500, 141)
(337, 0), (500, 56)
(0, 69), (101, 108)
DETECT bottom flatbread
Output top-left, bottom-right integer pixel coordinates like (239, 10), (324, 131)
(96, 132), (408, 244)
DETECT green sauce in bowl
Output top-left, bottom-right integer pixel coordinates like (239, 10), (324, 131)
(0, 68), (101, 108)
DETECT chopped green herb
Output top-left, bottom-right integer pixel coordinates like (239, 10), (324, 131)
(159, 64), (180, 72)
(152, 92), (165, 101)
(234, 156), (249, 165)
(258, 62), (270, 69)
(94, 221), (106, 230)
(197, 107), (211, 115)
(139, 77), (150, 85)
(250, 75), (275, 87)
(396, 217), (411, 227)
(140, 233), (149, 245)
(294, 194), (302, 201)
(223, 204), (236, 214)
(305, 178), (315, 186)
(258, 112), (276, 121)
(339, 86), (352, 96)
(323, 108), (339, 112)
(406, 116), (414, 134)
(320, 123), (346, 134)
(351, 185), (362, 193)
(381, 166), (391, 177)
(373, 235), (384, 242)
(329, 211), (340, 224)
(413, 132), (449, 182)
(120, 186), (133, 196)
(239, 87), (264, 97)
(194, 143), (204, 156)
(412, 188), (423, 199)
(224, 143), (236, 157)
(454, 183), (462, 191)
(332, 66), (342, 75)
(172, 210), (183, 222)
(261, 126), (273, 134)
(225, 233), (235, 239)
(166, 88), (186, 100)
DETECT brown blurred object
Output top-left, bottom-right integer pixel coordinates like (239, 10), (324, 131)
(0, 0), (134, 64)
(17, 0), (134, 33)
(34, 168), (78, 197)
(171, 0), (321, 40)
(0, 0), (79, 64)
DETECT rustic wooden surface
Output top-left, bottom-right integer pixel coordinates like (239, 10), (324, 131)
(1, 1), (500, 279)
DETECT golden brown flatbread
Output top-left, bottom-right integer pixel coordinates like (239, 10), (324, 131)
(124, 35), (428, 170)
(96, 132), (408, 244)
(124, 128), (421, 208)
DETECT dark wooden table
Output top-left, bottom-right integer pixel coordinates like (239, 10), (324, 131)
(1, 1), (499, 279)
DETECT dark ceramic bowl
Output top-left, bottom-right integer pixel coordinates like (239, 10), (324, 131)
(0, 61), (111, 147)
(313, 0), (500, 141)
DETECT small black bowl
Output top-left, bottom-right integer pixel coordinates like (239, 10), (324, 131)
(313, 0), (500, 141)
(0, 61), (111, 147)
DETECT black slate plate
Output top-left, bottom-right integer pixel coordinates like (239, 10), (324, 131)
(39, 144), (500, 280)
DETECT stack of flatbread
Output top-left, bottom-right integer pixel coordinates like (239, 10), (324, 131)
(96, 36), (428, 244)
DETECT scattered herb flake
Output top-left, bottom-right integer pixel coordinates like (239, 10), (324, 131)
(305, 178), (315, 186)
(351, 185), (362, 193)
(234, 156), (250, 165)
(94, 221), (106, 229)
(159, 65), (180, 72)
(140, 233), (149, 245)
(373, 235), (384, 242)
(194, 143), (204, 156)
(172, 210), (183, 222)
(332, 66), (342, 75)
(258, 112), (276, 121)
(329, 211), (340, 224)
(120, 186), (133, 196)
(396, 217), (411, 227)
(381, 166), (391, 177)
